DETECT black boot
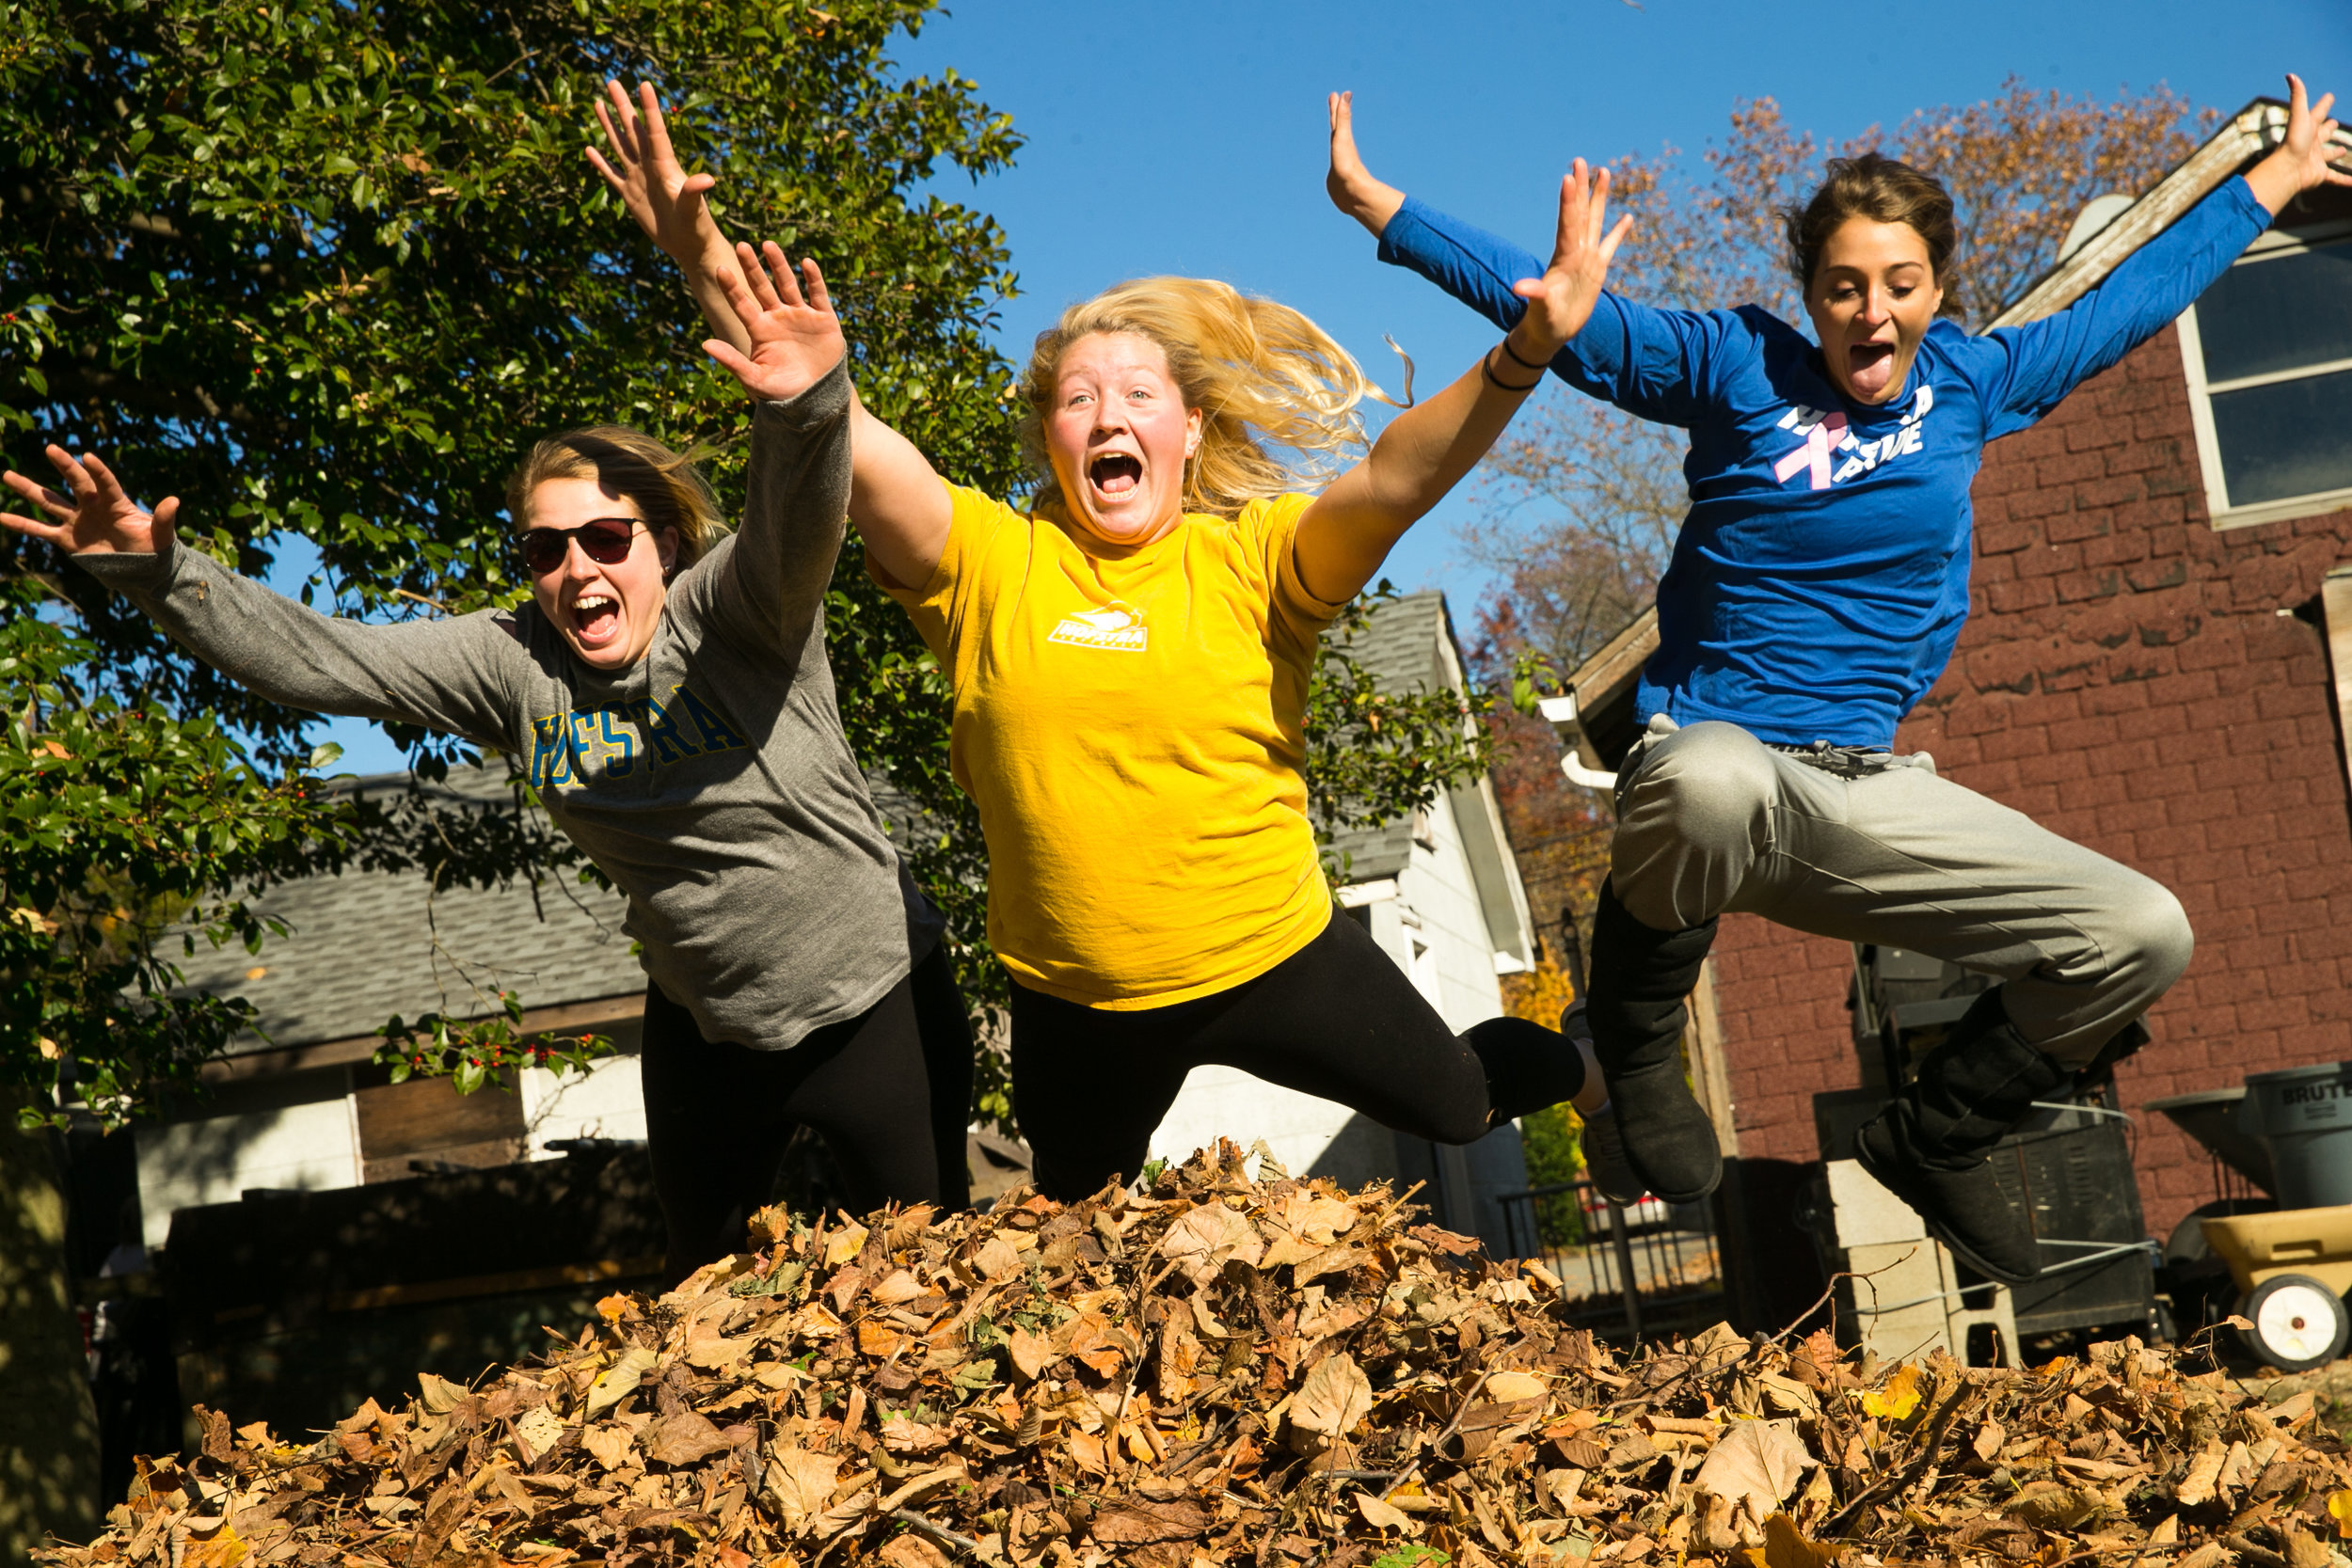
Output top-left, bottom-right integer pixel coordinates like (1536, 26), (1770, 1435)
(1584, 879), (1723, 1203)
(1853, 987), (2067, 1285)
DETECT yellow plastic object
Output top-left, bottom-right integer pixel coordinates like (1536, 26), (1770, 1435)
(2201, 1205), (2352, 1295)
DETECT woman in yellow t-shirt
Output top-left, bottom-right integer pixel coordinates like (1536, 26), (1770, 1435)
(597, 87), (1629, 1199)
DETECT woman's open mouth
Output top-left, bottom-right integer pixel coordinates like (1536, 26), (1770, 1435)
(1088, 452), (1144, 504)
(1847, 341), (1899, 400)
(572, 593), (622, 648)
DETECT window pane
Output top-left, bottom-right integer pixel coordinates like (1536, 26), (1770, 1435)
(2210, 368), (2352, 507)
(2197, 240), (2352, 384)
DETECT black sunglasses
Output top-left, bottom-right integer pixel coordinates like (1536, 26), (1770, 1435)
(516, 516), (648, 574)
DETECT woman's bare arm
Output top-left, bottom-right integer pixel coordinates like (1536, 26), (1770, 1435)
(590, 86), (951, 585)
(1295, 99), (1630, 604)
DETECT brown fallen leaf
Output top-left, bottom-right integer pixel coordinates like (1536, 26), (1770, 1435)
(2178, 1439), (2229, 1507)
(641, 1410), (735, 1466)
(1286, 1352), (1373, 1452)
(1155, 1202), (1265, 1286)
(1695, 1418), (1815, 1513)
(765, 1446), (843, 1532)
(877, 1535), (952, 1568)
(1748, 1512), (1843, 1568)
(1091, 1497), (1216, 1545)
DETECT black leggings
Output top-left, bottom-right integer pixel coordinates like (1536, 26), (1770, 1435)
(641, 943), (973, 1282)
(1009, 911), (1579, 1201)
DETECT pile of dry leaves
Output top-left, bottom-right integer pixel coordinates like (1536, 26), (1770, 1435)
(43, 1139), (2352, 1568)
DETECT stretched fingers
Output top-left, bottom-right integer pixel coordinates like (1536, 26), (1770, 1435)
(0, 506), (67, 546)
(78, 450), (135, 510)
(1550, 162), (1593, 267)
(1328, 90), (1357, 157)
(760, 241), (809, 310)
(708, 254), (771, 343)
(733, 241), (787, 314)
(1597, 212), (1635, 265)
(43, 443), (98, 504)
(702, 338), (759, 386)
(637, 82), (680, 169)
(800, 259), (834, 316)
(1584, 166), (1613, 248)
(1, 451), (83, 545)
(597, 80), (643, 166)
(3, 463), (75, 521)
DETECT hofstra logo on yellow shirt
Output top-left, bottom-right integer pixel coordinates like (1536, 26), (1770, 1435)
(1047, 600), (1148, 652)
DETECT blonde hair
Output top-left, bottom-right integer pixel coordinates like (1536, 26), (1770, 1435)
(1017, 277), (1382, 519)
(504, 426), (731, 572)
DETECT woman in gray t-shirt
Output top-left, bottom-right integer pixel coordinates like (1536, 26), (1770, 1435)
(3, 264), (968, 1282)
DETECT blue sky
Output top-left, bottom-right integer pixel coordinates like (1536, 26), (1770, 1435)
(305, 0), (2352, 775)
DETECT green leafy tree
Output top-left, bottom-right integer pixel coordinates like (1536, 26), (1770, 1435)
(0, 584), (344, 1126)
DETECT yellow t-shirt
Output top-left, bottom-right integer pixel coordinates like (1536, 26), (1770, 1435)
(878, 482), (1347, 1008)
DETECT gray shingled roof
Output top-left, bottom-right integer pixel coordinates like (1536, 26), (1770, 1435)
(1319, 591), (1460, 884)
(176, 768), (639, 1053)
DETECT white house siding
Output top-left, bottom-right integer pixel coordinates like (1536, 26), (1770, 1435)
(1391, 792), (1515, 1027)
(133, 1073), (360, 1249)
(1144, 1066), (1400, 1189)
(520, 1053), (648, 1156)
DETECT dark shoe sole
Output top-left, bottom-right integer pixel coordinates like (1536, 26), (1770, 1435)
(1852, 1131), (2042, 1286)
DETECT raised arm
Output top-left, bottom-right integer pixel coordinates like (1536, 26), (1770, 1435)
(2244, 73), (2351, 215)
(677, 244), (860, 654)
(1294, 97), (1631, 604)
(699, 243), (952, 591)
(1327, 92), (1725, 430)
(589, 80), (752, 358)
(2, 447), (519, 749)
(592, 84), (952, 588)
(1976, 73), (2350, 436)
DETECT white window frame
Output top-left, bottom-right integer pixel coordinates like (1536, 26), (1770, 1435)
(2178, 216), (2352, 531)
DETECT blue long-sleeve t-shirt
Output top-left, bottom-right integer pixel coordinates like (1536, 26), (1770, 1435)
(1378, 176), (2270, 748)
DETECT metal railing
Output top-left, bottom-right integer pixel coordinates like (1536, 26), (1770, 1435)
(1497, 1178), (1724, 1341)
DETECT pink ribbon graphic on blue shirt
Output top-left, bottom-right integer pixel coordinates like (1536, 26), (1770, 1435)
(1773, 412), (1849, 490)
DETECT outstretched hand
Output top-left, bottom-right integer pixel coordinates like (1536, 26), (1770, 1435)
(703, 242), (848, 403)
(1, 446), (176, 556)
(587, 80), (717, 260)
(2248, 72), (2352, 214)
(1327, 91), (1406, 236)
(1509, 160), (1633, 356)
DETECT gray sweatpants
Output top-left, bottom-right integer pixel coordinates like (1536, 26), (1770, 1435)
(1611, 716), (2192, 1068)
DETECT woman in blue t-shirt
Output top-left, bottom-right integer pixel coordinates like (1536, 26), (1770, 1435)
(1327, 77), (2348, 1283)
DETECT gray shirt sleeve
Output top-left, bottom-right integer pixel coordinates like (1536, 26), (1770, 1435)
(74, 544), (523, 753)
(675, 356), (854, 657)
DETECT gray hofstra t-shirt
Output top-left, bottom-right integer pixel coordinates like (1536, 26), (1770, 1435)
(78, 358), (942, 1051)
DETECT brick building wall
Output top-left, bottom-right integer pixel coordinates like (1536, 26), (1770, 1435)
(1711, 323), (2352, 1239)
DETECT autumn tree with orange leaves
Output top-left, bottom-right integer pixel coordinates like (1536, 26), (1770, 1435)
(1486, 79), (2217, 1015)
